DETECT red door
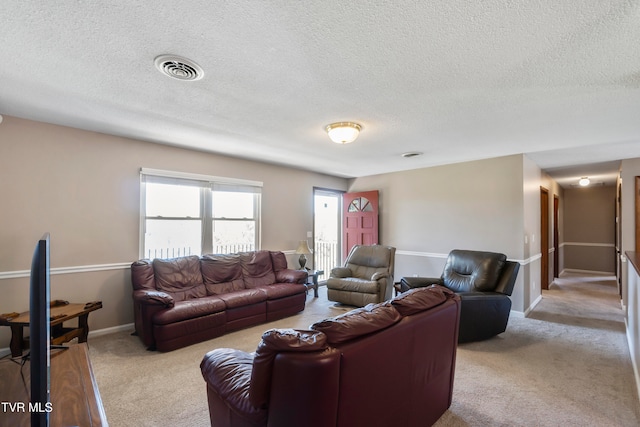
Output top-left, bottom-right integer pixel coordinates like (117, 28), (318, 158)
(342, 190), (379, 261)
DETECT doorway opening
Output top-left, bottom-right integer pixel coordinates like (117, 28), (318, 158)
(313, 188), (343, 280)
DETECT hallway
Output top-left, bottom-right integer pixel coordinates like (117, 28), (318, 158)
(435, 271), (640, 426)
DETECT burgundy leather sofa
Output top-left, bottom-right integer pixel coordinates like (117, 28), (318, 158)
(200, 285), (461, 427)
(131, 250), (307, 352)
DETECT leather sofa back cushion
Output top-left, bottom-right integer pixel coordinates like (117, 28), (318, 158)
(443, 250), (506, 292)
(250, 329), (327, 407)
(241, 251), (276, 288)
(201, 254), (245, 294)
(391, 286), (453, 316)
(270, 251), (288, 272)
(152, 255), (206, 300)
(131, 259), (155, 290)
(310, 303), (401, 344)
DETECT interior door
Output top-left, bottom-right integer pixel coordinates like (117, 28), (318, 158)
(541, 187), (550, 290)
(342, 190), (379, 261)
(553, 195), (559, 278)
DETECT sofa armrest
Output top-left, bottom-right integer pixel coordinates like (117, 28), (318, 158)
(132, 289), (175, 308)
(331, 267), (352, 278)
(276, 268), (308, 284)
(131, 290), (175, 348)
(400, 276), (443, 292)
(201, 348), (266, 424)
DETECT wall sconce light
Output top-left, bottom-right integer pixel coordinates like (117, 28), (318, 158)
(295, 240), (313, 269)
(325, 122), (362, 144)
(578, 177), (590, 187)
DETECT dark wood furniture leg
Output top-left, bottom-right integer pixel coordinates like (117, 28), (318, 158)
(78, 313), (90, 342)
(9, 325), (24, 357)
(312, 274), (319, 298)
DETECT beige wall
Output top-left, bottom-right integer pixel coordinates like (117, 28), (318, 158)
(563, 186), (616, 274)
(347, 154), (535, 313)
(522, 155), (543, 311)
(0, 116), (348, 349)
(0, 115), (568, 349)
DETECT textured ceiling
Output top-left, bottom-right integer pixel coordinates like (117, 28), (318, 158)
(2, 1), (640, 186)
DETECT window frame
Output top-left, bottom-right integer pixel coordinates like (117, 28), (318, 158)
(139, 168), (262, 259)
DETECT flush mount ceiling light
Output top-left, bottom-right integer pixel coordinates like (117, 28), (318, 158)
(154, 54), (204, 81)
(325, 122), (362, 144)
(579, 177), (591, 186)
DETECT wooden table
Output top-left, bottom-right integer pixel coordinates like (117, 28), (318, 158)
(0, 301), (102, 357)
(305, 270), (324, 298)
(0, 343), (107, 426)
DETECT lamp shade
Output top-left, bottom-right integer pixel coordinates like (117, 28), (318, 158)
(295, 240), (312, 254)
(325, 122), (361, 144)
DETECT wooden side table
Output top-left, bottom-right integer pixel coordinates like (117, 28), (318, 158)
(305, 270), (324, 298)
(0, 301), (103, 357)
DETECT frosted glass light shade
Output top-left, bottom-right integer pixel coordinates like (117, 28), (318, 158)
(579, 177), (590, 186)
(325, 122), (362, 144)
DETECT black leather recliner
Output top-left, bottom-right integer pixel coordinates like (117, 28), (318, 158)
(400, 249), (519, 343)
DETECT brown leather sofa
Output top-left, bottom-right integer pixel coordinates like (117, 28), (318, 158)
(131, 250), (307, 352)
(200, 285), (461, 427)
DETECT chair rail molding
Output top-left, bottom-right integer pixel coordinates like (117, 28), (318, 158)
(0, 262), (131, 280)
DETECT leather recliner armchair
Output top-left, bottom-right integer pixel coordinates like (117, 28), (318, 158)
(400, 249), (519, 343)
(326, 244), (396, 307)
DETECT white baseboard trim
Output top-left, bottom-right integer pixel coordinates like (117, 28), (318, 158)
(562, 268), (615, 276)
(88, 322), (134, 338)
(524, 294), (543, 317)
(510, 309), (526, 319)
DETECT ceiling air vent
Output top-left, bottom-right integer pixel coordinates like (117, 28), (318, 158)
(401, 151), (423, 158)
(154, 55), (203, 81)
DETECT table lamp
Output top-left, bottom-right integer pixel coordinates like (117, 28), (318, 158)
(295, 240), (312, 270)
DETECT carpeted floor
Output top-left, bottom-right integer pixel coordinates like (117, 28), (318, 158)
(89, 273), (640, 426)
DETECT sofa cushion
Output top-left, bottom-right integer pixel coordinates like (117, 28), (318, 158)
(391, 286), (454, 316)
(270, 251), (288, 272)
(215, 288), (267, 309)
(201, 254), (245, 294)
(260, 283), (306, 300)
(152, 296), (226, 325)
(310, 302), (401, 344)
(131, 259), (155, 290)
(153, 255), (206, 301)
(240, 251), (276, 288)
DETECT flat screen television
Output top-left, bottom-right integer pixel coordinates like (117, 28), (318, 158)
(29, 232), (51, 427)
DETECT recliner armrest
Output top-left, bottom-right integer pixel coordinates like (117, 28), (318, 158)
(331, 267), (353, 278)
(371, 271), (390, 281)
(400, 276), (443, 291)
